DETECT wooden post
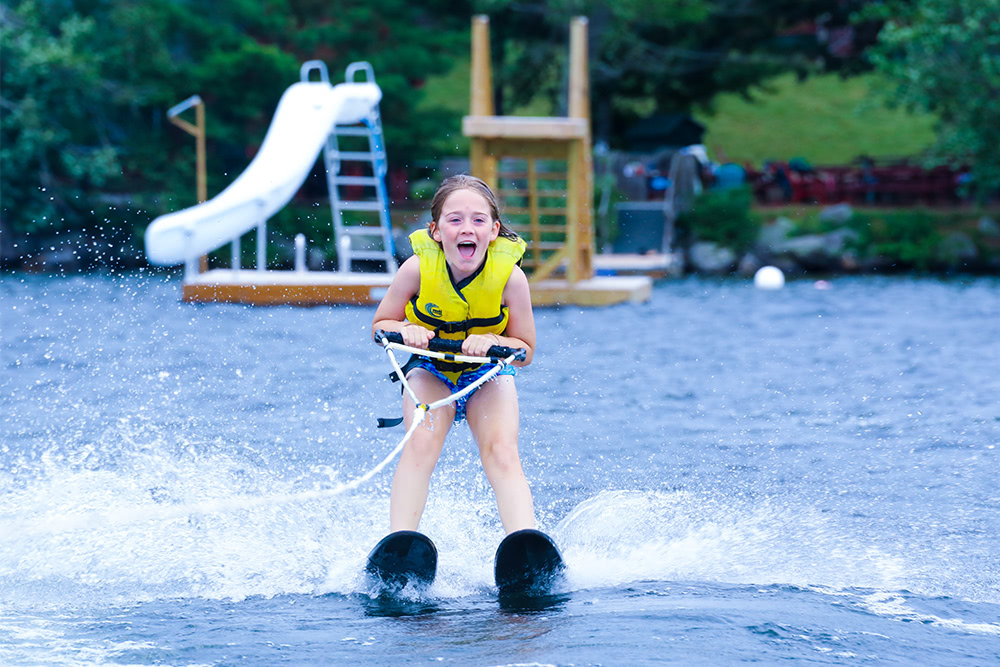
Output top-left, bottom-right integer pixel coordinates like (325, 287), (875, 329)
(168, 95), (209, 272)
(469, 15), (494, 186)
(527, 158), (541, 265)
(566, 139), (581, 283)
(195, 101), (207, 204)
(568, 17), (589, 122)
(470, 16), (494, 117)
(568, 16), (593, 281)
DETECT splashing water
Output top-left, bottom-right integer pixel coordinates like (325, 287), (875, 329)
(2, 274), (999, 664)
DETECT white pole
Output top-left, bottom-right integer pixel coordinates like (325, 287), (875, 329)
(257, 219), (266, 271)
(231, 235), (240, 274)
(295, 233), (306, 272)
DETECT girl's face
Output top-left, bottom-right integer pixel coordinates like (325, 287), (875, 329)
(430, 188), (500, 282)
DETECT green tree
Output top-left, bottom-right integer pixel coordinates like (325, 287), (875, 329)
(1, 3), (124, 233)
(473, 0), (879, 146)
(864, 0), (1000, 200)
(2, 0), (471, 236)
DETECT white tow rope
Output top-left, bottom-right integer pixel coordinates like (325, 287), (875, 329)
(351, 334), (518, 489)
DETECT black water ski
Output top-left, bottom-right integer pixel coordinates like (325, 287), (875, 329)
(494, 529), (565, 596)
(366, 531), (437, 593)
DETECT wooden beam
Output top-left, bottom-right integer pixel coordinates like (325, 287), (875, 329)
(499, 189), (568, 198)
(484, 139), (571, 160)
(569, 17), (590, 121)
(503, 207), (567, 216)
(528, 159), (542, 262)
(566, 138), (584, 283)
(568, 16), (594, 281)
(508, 226), (568, 236)
(463, 116), (587, 139)
(497, 172), (568, 182)
(470, 16), (494, 117)
(528, 247), (567, 283)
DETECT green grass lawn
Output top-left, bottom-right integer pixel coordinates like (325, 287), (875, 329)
(695, 72), (938, 167)
(419, 59), (939, 168)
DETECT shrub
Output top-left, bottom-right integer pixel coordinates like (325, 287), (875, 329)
(676, 185), (759, 252)
(844, 210), (943, 270)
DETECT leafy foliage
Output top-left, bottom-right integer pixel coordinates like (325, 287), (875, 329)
(474, 1), (879, 145)
(1, 3), (124, 233)
(842, 209), (943, 271)
(864, 0), (1000, 200)
(676, 185), (759, 252)
(1, 0), (470, 235)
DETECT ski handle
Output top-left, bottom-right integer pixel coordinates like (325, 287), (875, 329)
(374, 329), (527, 362)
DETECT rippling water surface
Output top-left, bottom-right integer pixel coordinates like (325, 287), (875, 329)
(1, 272), (998, 665)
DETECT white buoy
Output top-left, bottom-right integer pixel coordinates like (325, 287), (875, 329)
(754, 265), (785, 290)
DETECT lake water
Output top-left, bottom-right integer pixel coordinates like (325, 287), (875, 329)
(1, 272), (998, 665)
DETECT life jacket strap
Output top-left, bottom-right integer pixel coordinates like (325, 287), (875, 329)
(407, 295), (506, 333)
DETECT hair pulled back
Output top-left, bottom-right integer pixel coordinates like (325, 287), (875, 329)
(429, 174), (519, 242)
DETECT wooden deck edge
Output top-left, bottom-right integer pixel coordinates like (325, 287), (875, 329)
(181, 275), (651, 308)
(529, 277), (652, 307)
(182, 282), (389, 306)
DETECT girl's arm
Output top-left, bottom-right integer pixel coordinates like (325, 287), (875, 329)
(372, 256), (434, 348)
(463, 265), (535, 366)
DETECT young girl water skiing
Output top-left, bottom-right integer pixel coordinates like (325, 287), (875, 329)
(371, 174), (536, 535)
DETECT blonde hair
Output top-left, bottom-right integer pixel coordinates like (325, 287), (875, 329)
(428, 174), (519, 242)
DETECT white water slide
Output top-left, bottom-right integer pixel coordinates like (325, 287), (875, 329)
(145, 65), (381, 266)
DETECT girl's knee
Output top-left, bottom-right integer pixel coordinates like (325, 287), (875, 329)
(480, 439), (522, 475)
(404, 434), (444, 465)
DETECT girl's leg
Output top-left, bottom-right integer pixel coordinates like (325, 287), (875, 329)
(389, 369), (455, 532)
(465, 375), (535, 533)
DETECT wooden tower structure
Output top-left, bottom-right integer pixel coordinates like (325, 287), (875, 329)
(463, 16), (650, 306)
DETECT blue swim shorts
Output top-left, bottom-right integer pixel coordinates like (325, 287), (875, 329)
(405, 357), (516, 423)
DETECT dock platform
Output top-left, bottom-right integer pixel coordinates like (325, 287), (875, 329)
(530, 276), (651, 306)
(181, 269), (651, 307)
(182, 270), (394, 306)
(592, 252), (683, 279)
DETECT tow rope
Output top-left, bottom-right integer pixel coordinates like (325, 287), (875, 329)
(367, 329), (526, 479)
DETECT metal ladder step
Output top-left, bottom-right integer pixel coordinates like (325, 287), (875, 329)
(334, 126), (372, 136)
(332, 175), (380, 186)
(335, 201), (384, 211)
(329, 150), (383, 161)
(347, 250), (395, 261)
(341, 226), (386, 235)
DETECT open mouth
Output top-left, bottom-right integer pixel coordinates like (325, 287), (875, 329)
(457, 241), (477, 259)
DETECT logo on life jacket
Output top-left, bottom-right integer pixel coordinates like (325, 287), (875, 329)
(424, 302), (443, 318)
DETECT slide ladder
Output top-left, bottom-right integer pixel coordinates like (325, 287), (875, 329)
(306, 61), (397, 274)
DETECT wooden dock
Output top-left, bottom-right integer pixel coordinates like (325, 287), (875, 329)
(182, 270), (394, 306)
(592, 252), (683, 279)
(530, 276), (651, 306)
(181, 269), (651, 307)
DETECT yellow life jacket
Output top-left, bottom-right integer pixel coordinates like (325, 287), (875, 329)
(404, 229), (526, 380)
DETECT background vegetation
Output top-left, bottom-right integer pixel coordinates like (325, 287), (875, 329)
(1, 0), (998, 271)
(676, 186), (759, 253)
(694, 72), (936, 166)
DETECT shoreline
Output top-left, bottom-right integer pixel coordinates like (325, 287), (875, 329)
(3, 205), (999, 278)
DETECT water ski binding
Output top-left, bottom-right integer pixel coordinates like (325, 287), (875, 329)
(494, 529), (565, 596)
(366, 530), (437, 594)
